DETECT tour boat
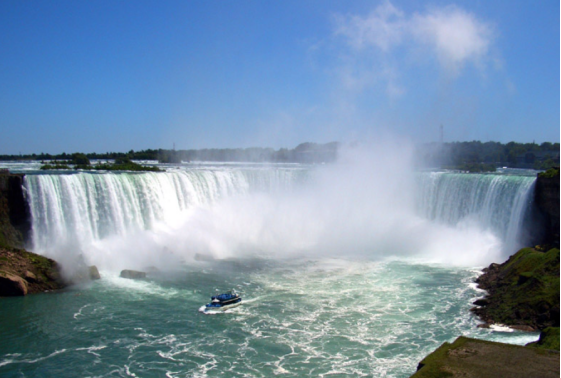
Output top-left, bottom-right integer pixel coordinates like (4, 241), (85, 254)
(203, 290), (242, 312)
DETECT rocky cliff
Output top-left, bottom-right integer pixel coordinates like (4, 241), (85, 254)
(471, 247), (560, 331)
(534, 167), (560, 247)
(0, 173), (30, 249)
(0, 173), (66, 296)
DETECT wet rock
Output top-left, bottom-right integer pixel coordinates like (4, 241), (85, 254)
(24, 270), (38, 283)
(473, 298), (489, 306)
(120, 269), (146, 279)
(0, 270), (28, 296)
(89, 266), (100, 280)
(511, 325), (537, 332)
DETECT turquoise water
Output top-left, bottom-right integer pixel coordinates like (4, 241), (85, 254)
(0, 258), (538, 377)
(0, 161), (541, 377)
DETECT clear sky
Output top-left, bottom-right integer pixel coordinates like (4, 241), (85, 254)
(0, 0), (559, 154)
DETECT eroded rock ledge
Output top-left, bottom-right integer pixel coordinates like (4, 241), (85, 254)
(0, 246), (66, 296)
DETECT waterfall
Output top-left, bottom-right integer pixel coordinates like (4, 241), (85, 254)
(23, 166), (537, 268)
(24, 168), (306, 253)
(415, 172), (536, 252)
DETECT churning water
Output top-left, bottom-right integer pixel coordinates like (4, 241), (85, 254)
(0, 158), (540, 377)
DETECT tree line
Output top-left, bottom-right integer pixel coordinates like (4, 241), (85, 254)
(1, 141), (559, 170)
(0, 142), (340, 165)
(417, 141), (560, 171)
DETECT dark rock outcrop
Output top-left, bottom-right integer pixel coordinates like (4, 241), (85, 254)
(0, 247), (65, 296)
(0, 174), (31, 249)
(471, 247), (560, 331)
(0, 270), (28, 296)
(89, 265), (101, 280)
(526, 327), (560, 350)
(534, 168), (560, 247)
(120, 269), (146, 279)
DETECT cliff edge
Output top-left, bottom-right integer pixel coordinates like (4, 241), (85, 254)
(0, 173), (30, 249)
(0, 172), (66, 296)
(534, 167), (560, 247)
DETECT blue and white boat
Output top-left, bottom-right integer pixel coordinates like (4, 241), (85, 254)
(203, 290), (242, 312)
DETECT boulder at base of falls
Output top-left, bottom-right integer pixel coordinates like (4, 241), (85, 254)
(120, 269), (146, 279)
(89, 266), (101, 280)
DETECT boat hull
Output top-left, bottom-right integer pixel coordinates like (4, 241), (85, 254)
(204, 300), (242, 312)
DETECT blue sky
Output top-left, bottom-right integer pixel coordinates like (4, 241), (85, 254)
(0, 0), (559, 154)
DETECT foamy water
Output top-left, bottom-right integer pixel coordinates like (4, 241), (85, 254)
(0, 258), (539, 377)
(0, 154), (542, 377)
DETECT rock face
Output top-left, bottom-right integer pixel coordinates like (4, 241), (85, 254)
(0, 247), (65, 296)
(471, 247), (560, 331)
(526, 327), (560, 350)
(534, 168), (560, 247)
(0, 174), (31, 249)
(0, 270), (28, 296)
(120, 269), (146, 279)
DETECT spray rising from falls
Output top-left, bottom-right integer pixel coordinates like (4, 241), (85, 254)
(23, 156), (537, 272)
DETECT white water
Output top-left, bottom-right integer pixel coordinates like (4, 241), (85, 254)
(415, 171), (536, 254)
(3, 154), (543, 377)
(22, 154), (536, 274)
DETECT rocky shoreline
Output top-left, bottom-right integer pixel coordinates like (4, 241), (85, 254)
(471, 247), (559, 331)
